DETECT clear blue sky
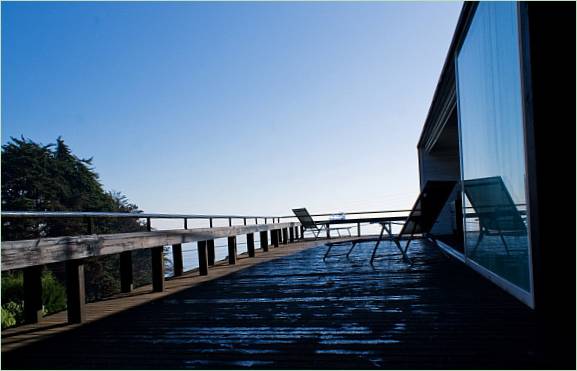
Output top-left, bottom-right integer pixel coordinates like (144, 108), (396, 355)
(2, 1), (462, 217)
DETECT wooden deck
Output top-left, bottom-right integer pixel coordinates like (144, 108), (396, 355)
(2, 238), (542, 369)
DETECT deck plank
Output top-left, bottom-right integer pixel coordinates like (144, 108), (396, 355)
(2, 239), (541, 369)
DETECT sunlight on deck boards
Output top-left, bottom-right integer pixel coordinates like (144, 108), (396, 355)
(1, 237), (351, 352)
(2, 238), (540, 369)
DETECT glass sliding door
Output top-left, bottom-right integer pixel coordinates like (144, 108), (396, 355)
(455, 2), (532, 302)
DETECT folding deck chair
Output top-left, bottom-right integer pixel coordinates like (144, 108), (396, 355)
(368, 180), (458, 264)
(322, 181), (457, 264)
(292, 208), (352, 239)
(463, 176), (527, 256)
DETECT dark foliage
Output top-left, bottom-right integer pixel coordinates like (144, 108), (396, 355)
(2, 136), (145, 240)
(1, 137), (151, 318)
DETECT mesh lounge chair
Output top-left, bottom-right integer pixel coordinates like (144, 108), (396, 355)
(369, 180), (458, 264)
(292, 208), (352, 239)
(463, 176), (527, 256)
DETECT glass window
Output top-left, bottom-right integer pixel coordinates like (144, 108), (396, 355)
(456, 2), (531, 292)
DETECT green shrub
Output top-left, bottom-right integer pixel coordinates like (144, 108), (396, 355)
(1, 271), (24, 303)
(1, 269), (66, 328)
(41, 270), (66, 314)
(1, 302), (23, 329)
(1, 307), (16, 328)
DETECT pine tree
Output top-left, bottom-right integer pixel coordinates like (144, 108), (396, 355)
(1, 136), (151, 308)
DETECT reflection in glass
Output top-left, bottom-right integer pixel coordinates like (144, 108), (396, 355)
(456, 2), (531, 291)
(463, 177), (529, 289)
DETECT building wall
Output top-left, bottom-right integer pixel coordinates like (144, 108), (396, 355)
(418, 148), (460, 237)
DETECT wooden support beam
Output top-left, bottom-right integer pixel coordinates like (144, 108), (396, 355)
(300, 225), (304, 239)
(282, 228), (288, 245)
(260, 231), (269, 252)
(289, 227), (294, 243)
(357, 222), (361, 237)
(207, 240), (215, 266)
(197, 241), (208, 276)
(119, 251), (133, 293)
(294, 226), (299, 240)
(85, 217), (94, 235)
(172, 244), (183, 277)
(228, 236), (237, 264)
(272, 229), (279, 247)
(23, 266), (43, 324)
(247, 233), (255, 257)
(65, 260), (86, 323)
(151, 246), (165, 292)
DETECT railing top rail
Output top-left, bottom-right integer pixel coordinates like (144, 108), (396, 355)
(1, 211), (279, 220)
(1, 222), (300, 271)
(278, 209), (413, 219)
(1, 209), (413, 220)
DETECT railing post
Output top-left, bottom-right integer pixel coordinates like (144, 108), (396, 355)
(146, 218), (151, 231)
(23, 266), (43, 324)
(260, 231), (269, 252)
(357, 222), (361, 237)
(209, 218), (213, 228)
(272, 229), (279, 247)
(172, 244), (183, 277)
(228, 218), (232, 227)
(255, 218), (258, 224)
(207, 240), (215, 266)
(247, 233), (255, 257)
(151, 246), (165, 292)
(197, 241), (208, 276)
(228, 236), (237, 264)
(282, 228), (288, 245)
(289, 227), (294, 243)
(66, 260), (86, 323)
(85, 217), (94, 235)
(326, 223), (331, 239)
(300, 225), (304, 239)
(243, 218), (247, 226)
(184, 218), (188, 230)
(120, 251), (133, 292)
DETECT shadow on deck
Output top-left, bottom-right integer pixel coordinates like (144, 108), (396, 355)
(2, 239), (541, 369)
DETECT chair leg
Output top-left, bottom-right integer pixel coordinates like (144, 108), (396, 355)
(401, 239), (413, 264)
(470, 230), (485, 257)
(499, 234), (510, 255)
(370, 225), (387, 264)
(346, 241), (358, 258)
(323, 244), (334, 261)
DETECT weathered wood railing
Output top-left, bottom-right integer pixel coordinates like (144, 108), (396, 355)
(1, 212), (301, 325)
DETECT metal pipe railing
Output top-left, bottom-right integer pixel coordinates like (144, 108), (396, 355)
(1, 211), (279, 220)
(278, 209), (413, 219)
